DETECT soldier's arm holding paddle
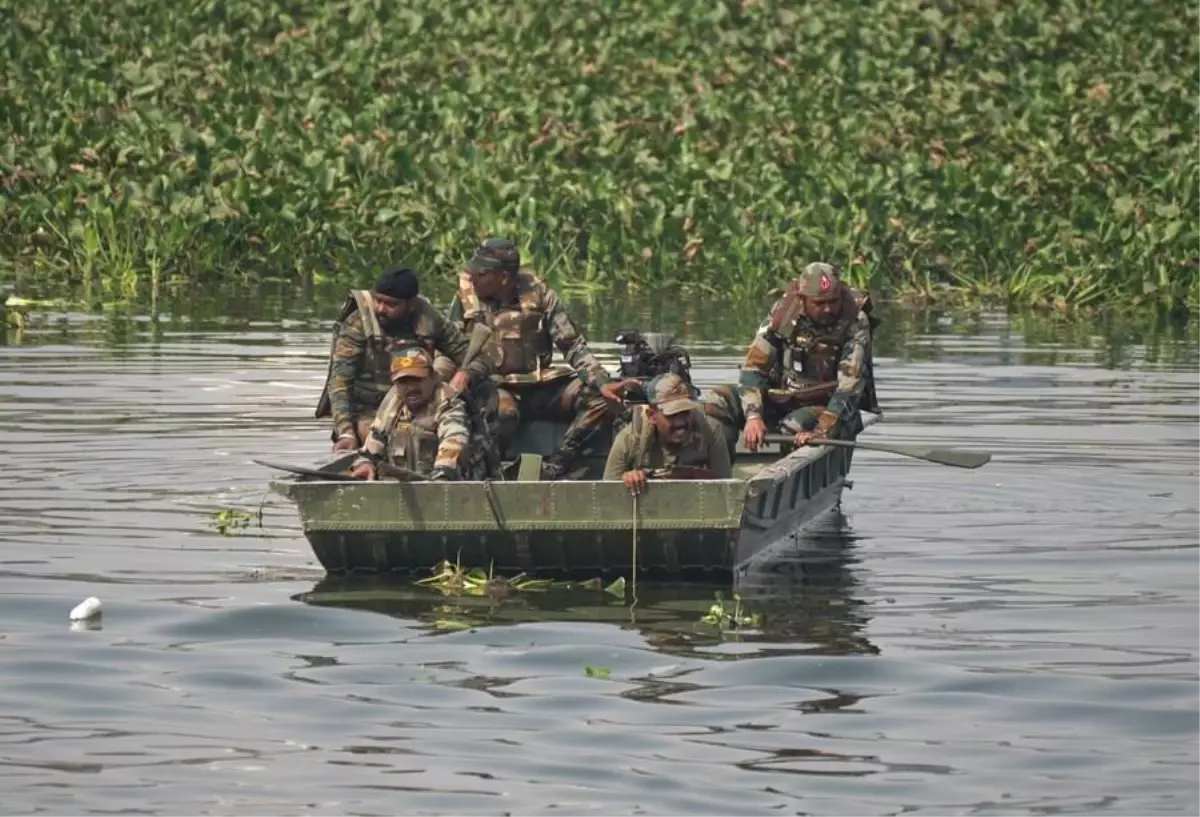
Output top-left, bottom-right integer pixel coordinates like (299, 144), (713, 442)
(793, 311), (871, 448)
(348, 388), (400, 481)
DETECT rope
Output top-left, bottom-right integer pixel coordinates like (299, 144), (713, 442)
(630, 492), (639, 611)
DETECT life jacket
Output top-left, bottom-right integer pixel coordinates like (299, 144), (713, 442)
(627, 405), (721, 472)
(767, 283), (882, 414)
(315, 290), (443, 417)
(455, 270), (575, 385)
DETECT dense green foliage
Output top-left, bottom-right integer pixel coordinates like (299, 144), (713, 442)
(2, 0), (1196, 308)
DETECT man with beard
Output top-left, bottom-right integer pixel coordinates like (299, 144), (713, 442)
(348, 346), (470, 481)
(702, 262), (881, 454)
(604, 373), (732, 497)
(445, 238), (624, 480)
(315, 266), (494, 453)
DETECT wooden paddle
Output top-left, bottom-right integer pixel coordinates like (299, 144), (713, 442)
(253, 459), (428, 482)
(762, 434), (991, 469)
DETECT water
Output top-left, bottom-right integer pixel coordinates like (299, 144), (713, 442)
(1, 303), (1197, 815)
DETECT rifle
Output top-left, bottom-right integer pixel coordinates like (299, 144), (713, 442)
(446, 321), (505, 480)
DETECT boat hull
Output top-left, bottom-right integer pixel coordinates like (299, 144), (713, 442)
(269, 414), (874, 582)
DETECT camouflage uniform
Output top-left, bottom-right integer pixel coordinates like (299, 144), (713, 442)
(315, 289), (493, 444)
(604, 374), (732, 480)
(703, 263), (881, 454)
(353, 347), (471, 479)
(446, 240), (614, 474)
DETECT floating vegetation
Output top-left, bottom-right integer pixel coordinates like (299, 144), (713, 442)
(585, 665), (612, 679)
(415, 556), (626, 598)
(208, 508), (255, 536)
(1, 0), (1194, 309)
(700, 591), (764, 633)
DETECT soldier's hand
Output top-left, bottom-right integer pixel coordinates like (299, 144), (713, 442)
(448, 370), (470, 395)
(599, 380), (627, 404)
(622, 469), (648, 497)
(743, 415), (767, 451)
(350, 461), (376, 481)
(793, 430), (825, 448)
(333, 433), (358, 452)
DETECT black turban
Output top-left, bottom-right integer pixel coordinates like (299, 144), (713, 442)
(373, 267), (419, 300)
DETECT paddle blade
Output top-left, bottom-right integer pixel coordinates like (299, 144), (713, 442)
(818, 439), (992, 469)
(253, 459), (360, 481)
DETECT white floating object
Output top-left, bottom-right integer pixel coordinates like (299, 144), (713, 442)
(69, 597), (102, 621)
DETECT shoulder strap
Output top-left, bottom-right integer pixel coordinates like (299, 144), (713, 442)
(351, 290), (384, 340)
(630, 405), (656, 471)
(456, 273), (486, 323)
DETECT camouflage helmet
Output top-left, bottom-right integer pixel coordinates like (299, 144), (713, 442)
(796, 262), (841, 300)
(468, 237), (520, 274)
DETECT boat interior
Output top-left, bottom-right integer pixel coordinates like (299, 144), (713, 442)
(497, 419), (784, 482)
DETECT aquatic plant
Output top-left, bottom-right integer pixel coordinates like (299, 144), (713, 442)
(700, 591), (764, 632)
(415, 555), (626, 597)
(2, 0), (1195, 309)
(209, 508), (254, 535)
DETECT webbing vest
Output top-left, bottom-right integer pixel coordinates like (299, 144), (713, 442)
(628, 405), (717, 472)
(456, 271), (574, 385)
(376, 384), (451, 473)
(770, 287), (882, 413)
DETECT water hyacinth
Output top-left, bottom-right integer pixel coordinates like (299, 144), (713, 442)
(1, 0), (1195, 309)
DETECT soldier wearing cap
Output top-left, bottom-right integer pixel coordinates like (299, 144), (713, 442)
(703, 262), (881, 453)
(444, 237), (625, 479)
(349, 345), (471, 481)
(316, 266), (495, 453)
(604, 373), (732, 496)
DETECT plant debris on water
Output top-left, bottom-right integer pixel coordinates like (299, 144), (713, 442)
(701, 591), (764, 633)
(209, 508), (254, 536)
(415, 555), (626, 598)
(1, 0), (1194, 310)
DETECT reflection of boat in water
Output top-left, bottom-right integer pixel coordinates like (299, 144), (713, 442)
(292, 511), (876, 658)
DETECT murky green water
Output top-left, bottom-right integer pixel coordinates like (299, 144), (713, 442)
(1, 298), (1197, 815)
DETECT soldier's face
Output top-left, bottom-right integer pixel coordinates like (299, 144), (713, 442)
(804, 294), (840, 326)
(374, 294), (410, 327)
(651, 408), (693, 446)
(469, 267), (511, 299)
(395, 377), (435, 409)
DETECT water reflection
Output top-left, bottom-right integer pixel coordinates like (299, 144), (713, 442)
(293, 511), (877, 660)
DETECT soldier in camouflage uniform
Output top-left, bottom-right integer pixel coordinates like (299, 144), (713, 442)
(444, 238), (625, 479)
(702, 262), (881, 454)
(315, 266), (494, 454)
(348, 346), (471, 481)
(604, 373), (732, 496)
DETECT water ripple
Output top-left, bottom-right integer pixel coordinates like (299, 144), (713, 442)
(0, 311), (1195, 814)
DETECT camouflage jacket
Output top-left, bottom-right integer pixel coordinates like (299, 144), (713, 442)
(356, 382), (469, 475)
(318, 290), (494, 438)
(603, 406), (732, 480)
(446, 270), (611, 389)
(737, 287), (879, 433)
